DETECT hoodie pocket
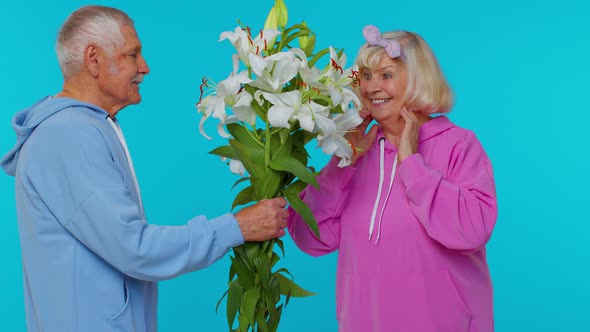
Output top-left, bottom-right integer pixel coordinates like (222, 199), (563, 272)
(405, 269), (472, 331)
(110, 278), (134, 330)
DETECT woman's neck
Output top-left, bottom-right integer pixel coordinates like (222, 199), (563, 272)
(381, 112), (431, 146)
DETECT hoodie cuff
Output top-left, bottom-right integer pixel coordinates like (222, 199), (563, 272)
(317, 156), (357, 191)
(208, 213), (245, 250)
(398, 153), (431, 188)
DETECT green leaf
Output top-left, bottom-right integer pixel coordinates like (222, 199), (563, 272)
(226, 123), (264, 150)
(242, 287), (260, 326)
(229, 255), (237, 281)
(275, 238), (285, 257)
(268, 303), (283, 332)
(216, 289), (229, 313)
(286, 179), (308, 196)
(283, 186), (320, 238)
(229, 139), (265, 179)
(276, 273), (316, 297)
(232, 176), (251, 189)
(231, 186), (256, 210)
(252, 254), (271, 286)
(269, 275), (281, 302)
(237, 312), (250, 331)
(263, 290), (278, 323)
(232, 254), (256, 288)
(227, 281), (244, 328)
(270, 252), (280, 267)
(254, 168), (283, 200)
(209, 145), (237, 159)
(310, 93), (335, 107)
(308, 47), (331, 67)
(281, 30), (314, 47)
(269, 129), (292, 160)
(234, 246), (254, 271)
(269, 155), (318, 189)
(283, 23), (311, 35)
(255, 308), (269, 332)
(290, 130), (312, 166)
(243, 242), (261, 259)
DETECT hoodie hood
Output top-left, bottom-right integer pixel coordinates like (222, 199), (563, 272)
(1, 96), (108, 176)
(373, 115), (456, 152)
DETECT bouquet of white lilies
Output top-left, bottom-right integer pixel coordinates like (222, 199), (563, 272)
(196, 1), (361, 330)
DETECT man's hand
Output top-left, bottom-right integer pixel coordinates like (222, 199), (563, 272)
(234, 197), (289, 241)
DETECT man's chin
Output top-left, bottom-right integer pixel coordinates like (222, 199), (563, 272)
(129, 95), (142, 105)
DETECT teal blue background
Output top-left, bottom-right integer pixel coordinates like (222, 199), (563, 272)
(1, 0), (589, 330)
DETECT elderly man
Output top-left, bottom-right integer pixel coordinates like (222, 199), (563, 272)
(1, 5), (288, 332)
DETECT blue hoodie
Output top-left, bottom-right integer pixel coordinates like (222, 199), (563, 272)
(1, 96), (244, 331)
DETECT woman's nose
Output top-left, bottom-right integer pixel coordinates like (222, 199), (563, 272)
(364, 79), (382, 93)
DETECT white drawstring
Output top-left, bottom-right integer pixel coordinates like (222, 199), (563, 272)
(107, 117), (145, 217)
(369, 137), (397, 244)
(376, 152), (397, 243)
(368, 138), (386, 241)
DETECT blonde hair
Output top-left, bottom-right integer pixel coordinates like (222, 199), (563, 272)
(355, 31), (453, 113)
(56, 5), (134, 79)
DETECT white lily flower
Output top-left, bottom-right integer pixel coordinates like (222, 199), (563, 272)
(220, 157), (247, 176)
(220, 27), (280, 66)
(233, 90), (256, 125)
(263, 90), (299, 129)
(299, 64), (322, 87)
(249, 51), (300, 92)
(263, 90), (329, 132)
(322, 46), (359, 106)
(229, 158), (246, 175)
(196, 71), (252, 139)
(317, 109), (363, 167)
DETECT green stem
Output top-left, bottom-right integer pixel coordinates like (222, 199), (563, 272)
(264, 118), (271, 167)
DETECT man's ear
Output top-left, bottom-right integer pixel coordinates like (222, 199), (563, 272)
(84, 44), (100, 77)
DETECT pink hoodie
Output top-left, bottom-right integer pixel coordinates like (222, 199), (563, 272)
(288, 116), (497, 332)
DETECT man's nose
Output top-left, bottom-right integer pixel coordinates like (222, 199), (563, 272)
(138, 54), (150, 74)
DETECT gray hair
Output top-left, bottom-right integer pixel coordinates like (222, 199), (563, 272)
(56, 5), (134, 79)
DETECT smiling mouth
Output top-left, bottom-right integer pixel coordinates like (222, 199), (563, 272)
(371, 98), (391, 105)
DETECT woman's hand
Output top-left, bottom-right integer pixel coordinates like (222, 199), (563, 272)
(345, 108), (379, 166)
(397, 107), (421, 162)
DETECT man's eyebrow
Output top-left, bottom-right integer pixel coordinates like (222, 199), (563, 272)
(124, 44), (142, 53)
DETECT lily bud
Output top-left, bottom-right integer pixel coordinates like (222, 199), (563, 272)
(274, 0), (288, 29)
(264, 7), (278, 30)
(299, 26), (316, 56)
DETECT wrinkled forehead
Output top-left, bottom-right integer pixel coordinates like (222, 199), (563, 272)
(118, 25), (142, 52)
(357, 45), (404, 71)
(358, 50), (404, 72)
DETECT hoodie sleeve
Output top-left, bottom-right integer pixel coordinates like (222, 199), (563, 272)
(21, 122), (244, 281)
(397, 132), (497, 252)
(287, 156), (356, 257)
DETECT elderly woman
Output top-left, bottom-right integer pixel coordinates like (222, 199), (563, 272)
(288, 25), (497, 332)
